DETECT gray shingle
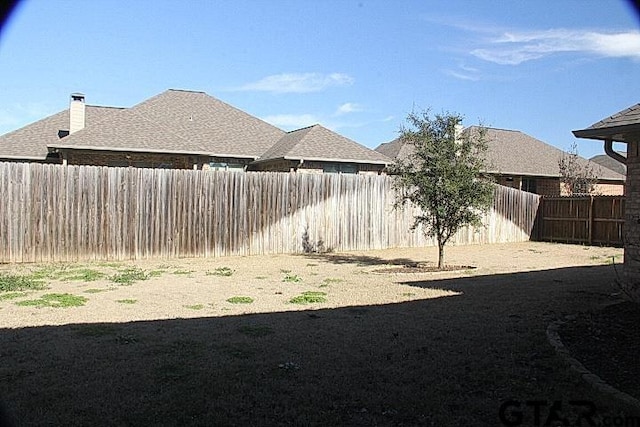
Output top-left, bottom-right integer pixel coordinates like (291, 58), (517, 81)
(584, 103), (640, 130)
(375, 126), (625, 181)
(573, 103), (640, 143)
(0, 106), (122, 160)
(258, 124), (390, 164)
(590, 153), (626, 176)
(50, 89), (286, 158)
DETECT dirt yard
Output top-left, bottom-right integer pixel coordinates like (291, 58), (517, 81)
(0, 242), (633, 426)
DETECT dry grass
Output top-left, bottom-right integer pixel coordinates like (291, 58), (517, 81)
(0, 242), (634, 426)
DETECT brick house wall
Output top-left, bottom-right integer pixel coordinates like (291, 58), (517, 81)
(624, 140), (640, 287)
(495, 174), (624, 196)
(250, 159), (385, 174)
(61, 149), (199, 169)
(60, 150), (258, 171)
(593, 181), (625, 196)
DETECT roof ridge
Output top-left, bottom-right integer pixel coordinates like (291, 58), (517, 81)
(167, 88), (207, 94)
(288, 124), (319, 133)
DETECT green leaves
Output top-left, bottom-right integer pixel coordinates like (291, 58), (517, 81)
(391, 109), (494, 267)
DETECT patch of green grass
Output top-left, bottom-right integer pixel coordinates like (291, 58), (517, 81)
(116, 299), (137, 304)
(289, 291), (327, 304)
(15, 293), (87, 308)
(323, 277), (343, 284)
(0, 291), (28, 301)
(184, 304), (205, 310)
(84, 288), (113, 294)
(172, 269), (192, 275)
(61, 268), (105, 282)
(206, 267), (235, 277)
(226, 296), (254, 304)
(148, 270), (165, 277)
(402, 292), (416, 297)
(31, 265), (104, 282)
(280, 269), (291, 274)
(255, 275), (268, 280)
(0, 273), (46, 292)
(109, 267), (149, 285)
(97, 262), (123, 268)
(282, 273), (302, 283)
(306, 263), (318, 267)
(238, 325), (274, 337)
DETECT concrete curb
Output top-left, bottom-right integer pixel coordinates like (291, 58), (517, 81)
(547, 319), (640, 413)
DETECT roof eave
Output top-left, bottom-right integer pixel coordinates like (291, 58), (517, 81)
(572, 123), (640, 143)
(0, 154), (48, 161)
(282, 155), (388, 165)
(48, 145), (257, 159)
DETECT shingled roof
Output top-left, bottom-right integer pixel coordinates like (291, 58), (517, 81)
(51, 89), (286, 159)
(256, 124), (390, 165)
(573, 103), (640, 143)
(590, 153), (626, 176)
(0, 106), (122, 160)
(375, 126), (625, 181)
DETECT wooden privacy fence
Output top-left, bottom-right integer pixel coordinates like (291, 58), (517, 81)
(534, 195), (625, 246)
(0, 162), (541, 263)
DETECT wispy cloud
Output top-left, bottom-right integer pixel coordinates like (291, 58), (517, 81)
(442, 60), (482, 81)
(237, 73), (354, 93)
(444, 70), (480, 81)
(334, 102), (363, 116)
(471, 29), (640, 65)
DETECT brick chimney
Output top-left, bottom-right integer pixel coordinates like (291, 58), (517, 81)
(69, 93), (85, 134)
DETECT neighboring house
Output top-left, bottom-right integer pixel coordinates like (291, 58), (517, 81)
(0, 96), (124, 163)
(251, 124), (388, 174)
(376, 126), (626, 196)
(0, 89), (389, 174)
(590, 152), (627, 176)
(573, 102), (640, 298)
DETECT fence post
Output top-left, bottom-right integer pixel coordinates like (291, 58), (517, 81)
(588, 195), (594, 245)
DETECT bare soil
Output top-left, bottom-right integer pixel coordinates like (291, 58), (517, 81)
(560, 301), (640, 401)
(0, 242), (634, 426)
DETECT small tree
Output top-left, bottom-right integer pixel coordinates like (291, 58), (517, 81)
(390, 109), (494, 269)
(559, 142), (598, 195)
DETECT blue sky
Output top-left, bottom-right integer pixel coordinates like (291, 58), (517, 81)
(0, 0), (639, 159)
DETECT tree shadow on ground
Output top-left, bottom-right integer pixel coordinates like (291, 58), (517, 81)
(0, 265), (636, 427)
(301, 252), (421, 267)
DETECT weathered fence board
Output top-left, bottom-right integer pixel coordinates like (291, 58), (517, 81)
(0, 162), (540, 263)
(534, 195), (625, 246)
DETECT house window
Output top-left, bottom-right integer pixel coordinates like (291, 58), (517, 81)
(209, 162), (245, 172)
(322, 163), (358, 174)
(521, 178), (537, 194)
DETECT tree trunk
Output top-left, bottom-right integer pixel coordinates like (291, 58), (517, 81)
(438, 242), (445, 269)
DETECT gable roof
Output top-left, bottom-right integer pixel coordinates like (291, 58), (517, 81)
(50, 89), (286, 159)
(573, 103), (640, 143)
(375, 126), (625, 181)
(0, 106), (122, 160)
(256, 124), (390, 165)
